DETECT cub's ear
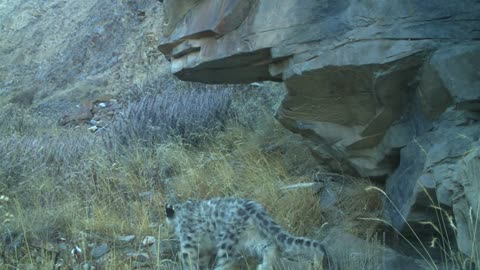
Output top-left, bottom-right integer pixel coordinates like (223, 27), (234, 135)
(165, 204), (175, 219)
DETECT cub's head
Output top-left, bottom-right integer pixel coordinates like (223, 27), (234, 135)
(165, 203), (176, 226)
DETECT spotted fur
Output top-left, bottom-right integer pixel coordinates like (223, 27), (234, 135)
(165, 197), (329, 270)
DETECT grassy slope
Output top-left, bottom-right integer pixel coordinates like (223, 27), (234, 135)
(0, 80), (384, 269)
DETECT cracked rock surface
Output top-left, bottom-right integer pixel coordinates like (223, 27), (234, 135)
(159, 0), (480, 261)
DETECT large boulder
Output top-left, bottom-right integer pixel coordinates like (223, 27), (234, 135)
(322, 229), (430, 270)
(384, 44), (480, 258)
(159, 0), (480, 176)
(158, 0), (480, 259)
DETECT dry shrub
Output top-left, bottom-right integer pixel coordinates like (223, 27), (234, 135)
(0, 104), (37, 136)
(9, 88), (36, 106)
(334, 178), (384, 237)
(273, 186), (325, 236)
(0, 132), (95, 189)
(109, 88), (233, 148)
(0, 133), (94, 186)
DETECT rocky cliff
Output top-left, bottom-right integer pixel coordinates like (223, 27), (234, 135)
(159, 0), (480, 261)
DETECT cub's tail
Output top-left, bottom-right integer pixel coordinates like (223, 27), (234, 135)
(245, 200), (333, 269)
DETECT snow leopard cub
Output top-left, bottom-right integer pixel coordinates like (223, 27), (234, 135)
(165, 197), (329, 270)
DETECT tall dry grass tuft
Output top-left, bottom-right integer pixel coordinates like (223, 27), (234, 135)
(109, 89), (233, 148)
(0, 132), (95, 191)
(419, 184), (479, 270)
(364, 186), (439, 269)
(328, 177), (384, 237)
(365, 184), (479, 270)
(0, 104), (38, 136)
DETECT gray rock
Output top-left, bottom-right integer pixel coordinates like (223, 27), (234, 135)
(141, 236), (156, 247)
(452, 148), (480, 258)
(116, 235), (135, 243)
(384, 112), (479, 262)
(87, 126), (98, 132)
(379, 44), (480, 256)
(322, 229), (431, 270)
(91, 243), (109, 259)
(126, 252), (149, 262)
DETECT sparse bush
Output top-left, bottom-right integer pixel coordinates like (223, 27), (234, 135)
(0, 104), (37, 136)
(109, 88), (233, 147)
(8, 88), (36, 106)
(0, 132), (96, 190)
(334, 177), (383, 236)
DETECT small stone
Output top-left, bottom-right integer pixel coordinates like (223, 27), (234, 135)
(91, 243), (109, 259)
(250, 82), (264, 87)
(89, 119), (97, 125)
(142, 236), (156, 247)
(94, 120), (104, 127)
(88, 126), (98, 132)
(126, 252), (149, 262)
(116, 235), (135, 242)
(98, 102), (107, 108)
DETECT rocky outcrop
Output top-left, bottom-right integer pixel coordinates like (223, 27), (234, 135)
(385, 44), (480, 259)
(158, 0), (480, 260)
(158, 0), (480, 175)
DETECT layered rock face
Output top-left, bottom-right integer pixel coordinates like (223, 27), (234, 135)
(159, 0), (480, 259)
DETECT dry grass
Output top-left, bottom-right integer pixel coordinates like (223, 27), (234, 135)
(5, 82), (474, 270)
(110, 88), (233, 147)
(1, 83), (334, 269)
(335, 178), (384, 237)
(0, 104), (39, 136)
(169, 122), (326, 237)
